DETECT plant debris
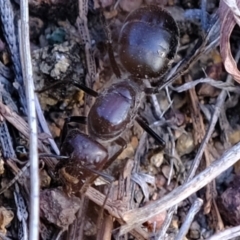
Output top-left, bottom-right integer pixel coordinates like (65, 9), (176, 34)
(1, 0), (240, 240)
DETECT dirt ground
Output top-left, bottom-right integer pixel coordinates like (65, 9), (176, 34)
(1, 0), (240, 239)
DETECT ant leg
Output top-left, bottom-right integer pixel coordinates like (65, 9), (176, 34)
(104, 137), (127, 170)
(100, 10), (121, 78)
(106, 40), (121, 78)
(36, 79), (98, 97)
(72, 82), (98, 97)
(83, 165), (115, 183)
(96, 184), (113, 240)
(135, 116), (166, 149)
(36, 78), (69, 93)
(54, 147), (115, 185)
(38, 153), (68, 160)
(64, 116), (87, 125)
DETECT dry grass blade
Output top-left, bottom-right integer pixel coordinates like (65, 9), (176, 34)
(34, 97), (60, 155)
(0, 0), (27, 114)
(223, 0), (240, 25)
(0, 101), (56, 157)
(0, 162), (30, 195)
(19, 0), (39, 239)
(171, 78), (238, 92)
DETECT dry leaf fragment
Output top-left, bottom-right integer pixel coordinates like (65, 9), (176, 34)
(219, 0), (240, 83)
(0, 158), (4, 176)
(228, 129), (240, 145)
(118, 143), (134, 160)
(0, 207), (14, 235)
(162, 165), (175, 180)
(40, 169), (51, 188)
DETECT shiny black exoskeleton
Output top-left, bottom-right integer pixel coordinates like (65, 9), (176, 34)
(118, 5), (179, 79)
(57, 5), (179, 195)
(88, 80), (142, 141)
(58, 80), (143, 195)
(58, 129), (109, 195)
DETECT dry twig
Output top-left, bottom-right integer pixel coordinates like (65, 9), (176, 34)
(175, 198), (203, 240)
(19, 0), (39, 239)
(207, 225), (240, 240)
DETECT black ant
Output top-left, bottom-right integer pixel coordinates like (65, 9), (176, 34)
(56, 5), (179, 196)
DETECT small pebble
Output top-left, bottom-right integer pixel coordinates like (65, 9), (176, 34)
(40, 169), (51, 188)
(155, 174), (167, 189)
(189, 221), (201, 239)
(150, 151), (164, 168)
(162, 165), (175, 180)
(176, 132), (195, 156)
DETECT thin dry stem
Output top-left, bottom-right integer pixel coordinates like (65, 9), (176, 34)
(186, 74), (214, 214)
(175, 198), (203, 240)
(156, 206), (176, 240)
(171, 78), (238, 92)
(207, 225), (240, 240)
(19, 0), (39, 239)
(34, 96), (60, 155)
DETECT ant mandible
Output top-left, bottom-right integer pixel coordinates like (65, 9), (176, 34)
(56, 5), (179, 196)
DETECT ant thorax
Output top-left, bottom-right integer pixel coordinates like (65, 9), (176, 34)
(87, 79), (143, 143)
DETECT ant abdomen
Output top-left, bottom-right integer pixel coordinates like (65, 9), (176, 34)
(88, 80), (142, 141)
(118, 5), (179, 79)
